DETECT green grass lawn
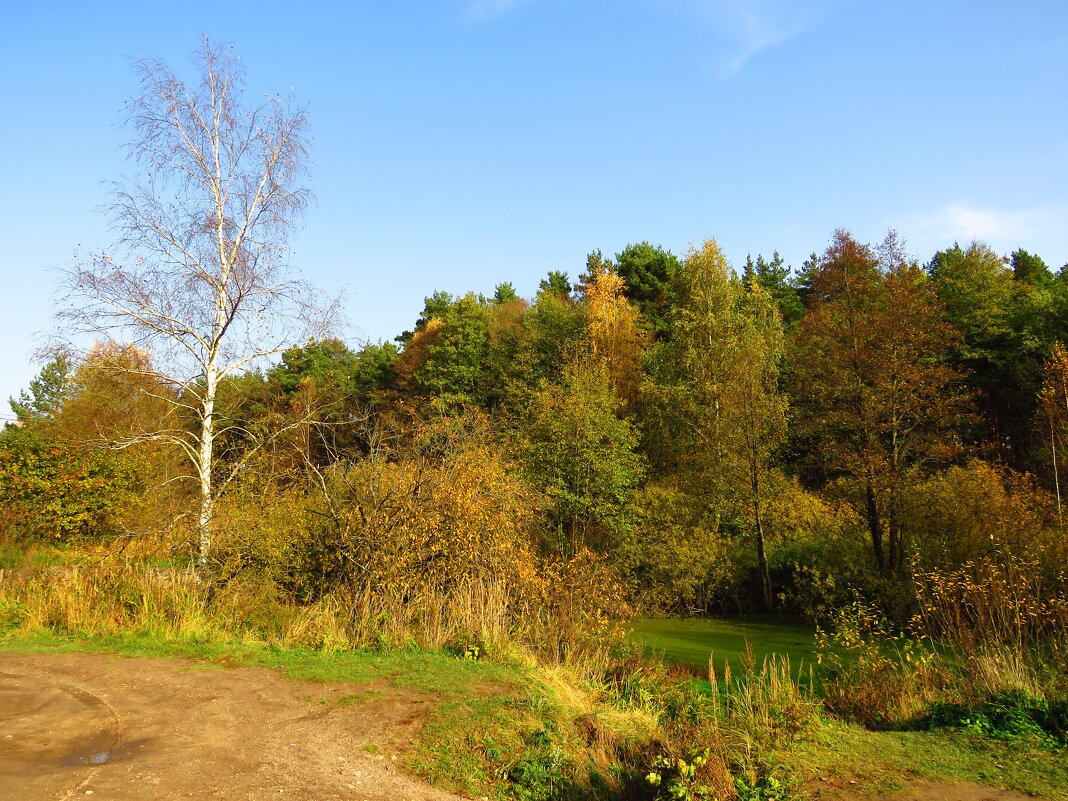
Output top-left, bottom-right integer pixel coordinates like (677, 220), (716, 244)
(630, 615), (819, 675)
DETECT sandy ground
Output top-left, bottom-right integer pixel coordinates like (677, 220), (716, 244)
(0, 651), (465, 801)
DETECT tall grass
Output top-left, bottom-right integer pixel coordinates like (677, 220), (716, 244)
(0, 563), (515, 653)
(709, 648), (819, 751)
(913, 555), (1068, 700)
(812, 555), (1068, 741)
(815, 599), (945, 729)
(593, 643), (821, 799)
(0, 557), (625, 675)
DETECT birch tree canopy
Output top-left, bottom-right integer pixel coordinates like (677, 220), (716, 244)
(58, 37), (338, 572)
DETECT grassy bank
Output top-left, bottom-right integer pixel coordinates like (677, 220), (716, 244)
(2, 556), (1067, 800)
(4, 626), (1067, 800)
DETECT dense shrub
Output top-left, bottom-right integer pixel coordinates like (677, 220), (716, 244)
(901, 460), (1059, 570)
(615, 481), (732, 613)
(0, 427), (137, 543)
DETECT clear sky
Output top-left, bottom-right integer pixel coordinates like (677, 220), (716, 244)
(2, 1), (1067, 414)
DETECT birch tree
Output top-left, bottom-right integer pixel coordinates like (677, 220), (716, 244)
(665, 239), (787, 610)
(59, 38), (336, 574)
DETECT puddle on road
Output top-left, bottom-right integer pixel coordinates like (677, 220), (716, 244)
(59, 725), (119, 768)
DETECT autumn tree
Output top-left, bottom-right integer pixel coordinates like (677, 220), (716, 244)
(517, 358), (644, 557)
(581, 265), (648, 410)
(1038, 342), (1068, 524)
(2, 345), (184, 544)
(792, 230), (965, 576)
(486, 280), (588, 414)
(0, 426), (138, 544)
(654, 239), (787, 609)
(51, 343), (180, 453)
(417, 294), (491, 404)
(59, 39), (335, 574)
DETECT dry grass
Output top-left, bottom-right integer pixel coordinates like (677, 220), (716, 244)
(710, 647), (819, 750)
(913, 555), (1068, 700)
(816, 599), (946, 728)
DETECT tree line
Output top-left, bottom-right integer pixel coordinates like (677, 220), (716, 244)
(7, 229), (1068, 619)
(3, 39), (1066, 625)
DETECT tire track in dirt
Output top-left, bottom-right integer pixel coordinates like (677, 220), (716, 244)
(0, 668), (124, 800)
(0, 652), (465, 801)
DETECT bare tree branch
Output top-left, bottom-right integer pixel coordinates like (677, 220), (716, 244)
(57, 37), (339, 576)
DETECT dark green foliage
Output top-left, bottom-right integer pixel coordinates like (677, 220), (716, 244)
(493, 282), (519, 304)
(268, 338), (397, 404)
(1011, 249), (1052, 286)
(507, 723), (577, 801)
(350, 341), (399, 396)
(396, 289), (456, 345)
(929, 242), (1060, 465)
(926, 691), (1068, 745)
(269, 338), (362, 398)
(9, 355), (75, 421)
(538, 270), (572, 299)
(743, 252), (805, 329)
(417, 293), (491, 403)
(614, 241), (682, 339)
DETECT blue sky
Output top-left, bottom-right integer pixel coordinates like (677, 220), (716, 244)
(2, 1), (1067, 412)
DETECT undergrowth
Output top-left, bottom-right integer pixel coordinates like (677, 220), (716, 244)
(4, 548), (1067, 800)
(0, 556), (826, 800)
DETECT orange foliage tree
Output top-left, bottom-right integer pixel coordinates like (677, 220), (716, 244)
(792, 230), (967, 576)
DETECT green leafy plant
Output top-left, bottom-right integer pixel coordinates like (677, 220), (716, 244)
(734, 773), (789, 801)
(926, 691), (1068, 746)
(646, 749), (716, 800)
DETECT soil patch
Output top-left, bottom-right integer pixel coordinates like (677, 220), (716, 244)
(810, 777), (1046, 801)
(0, 651), (464, 801)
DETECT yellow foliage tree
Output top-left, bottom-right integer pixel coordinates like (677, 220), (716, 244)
(582, 266), (647, 411)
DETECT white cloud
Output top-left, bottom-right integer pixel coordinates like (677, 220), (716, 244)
(911, 202), (1037, 243)
(462, 0), (845, 61)
(682, 0), (847, 75)
(464, 0), (538, 21)
(900, 201), (1068, 260)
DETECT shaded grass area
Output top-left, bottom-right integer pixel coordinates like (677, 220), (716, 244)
(631, 615), (818, 674)
(786, 719), (1068, 800)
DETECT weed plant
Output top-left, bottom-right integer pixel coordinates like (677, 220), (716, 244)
(815, 598), (944, 729)
(912, 555), (1068, 701)
(813, 556), (1068, 749)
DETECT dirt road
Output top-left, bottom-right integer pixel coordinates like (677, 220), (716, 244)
(0, 651), (464, 801)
